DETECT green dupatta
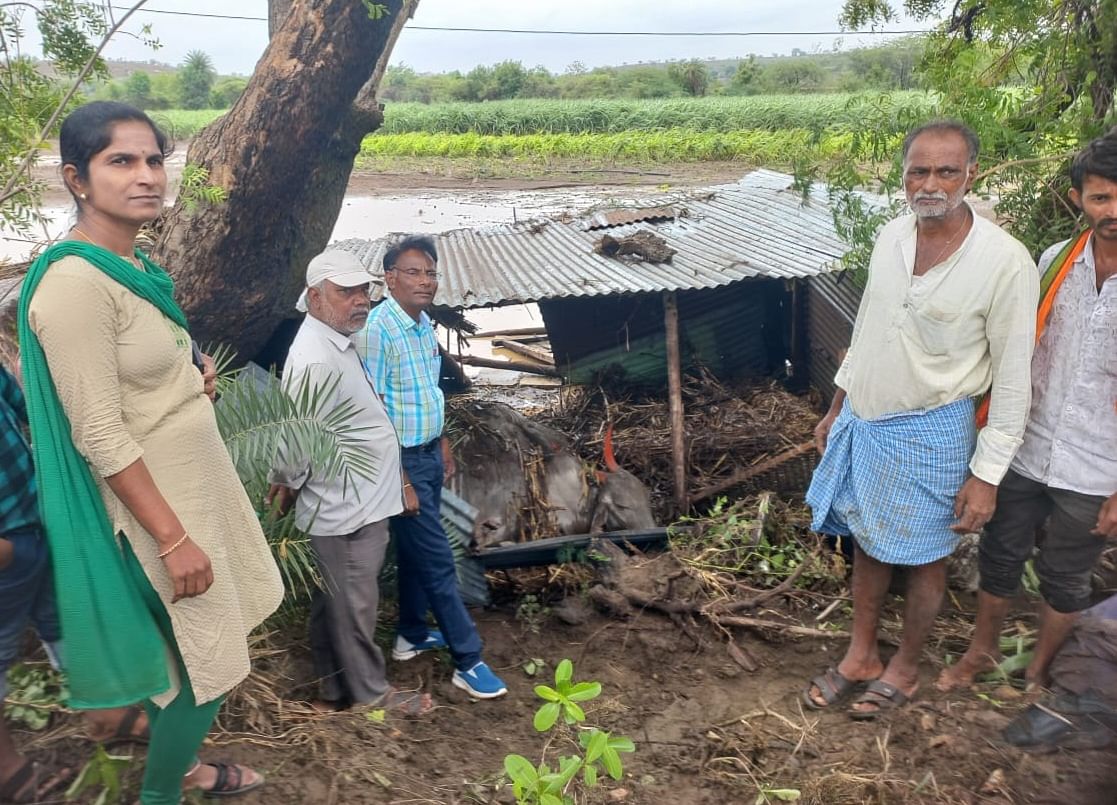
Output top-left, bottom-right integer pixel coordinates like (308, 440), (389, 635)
(17, 240), (189, 708)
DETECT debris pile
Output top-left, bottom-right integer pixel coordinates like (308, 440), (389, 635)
(593, 230), (677, 263)
(534, 370), (819, 519)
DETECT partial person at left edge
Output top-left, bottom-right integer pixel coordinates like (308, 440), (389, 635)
(17, 101), (284, 805)
(0, 360), (155, 804)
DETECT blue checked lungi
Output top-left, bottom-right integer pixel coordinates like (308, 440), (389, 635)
(806, 397), (976, 566)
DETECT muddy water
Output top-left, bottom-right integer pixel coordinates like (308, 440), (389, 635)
(2, 184), (648, 263)
(1, 184), (657, 381)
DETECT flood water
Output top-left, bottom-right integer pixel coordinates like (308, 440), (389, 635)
(1, 183), (659, 382)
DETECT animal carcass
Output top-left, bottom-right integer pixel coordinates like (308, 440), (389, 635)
(448, 400), (656, 549)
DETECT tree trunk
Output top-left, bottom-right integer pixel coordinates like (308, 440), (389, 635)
(268, 0), (294, 38)
(152, 0), (417, 362)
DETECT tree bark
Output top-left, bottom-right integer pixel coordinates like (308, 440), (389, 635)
(268, 0), (295, 38)
(152, 0), (418, 362)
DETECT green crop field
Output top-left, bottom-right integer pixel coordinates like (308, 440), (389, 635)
(378, 92), (929, 136)
(148, 109), (226, 139)
(356, 128), (853, 166)
(148, 93), (919, 167)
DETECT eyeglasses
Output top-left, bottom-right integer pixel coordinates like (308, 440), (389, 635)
(389, 267), (441, 281)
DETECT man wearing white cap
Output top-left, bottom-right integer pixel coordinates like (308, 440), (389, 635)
(268, 250), (431, 715)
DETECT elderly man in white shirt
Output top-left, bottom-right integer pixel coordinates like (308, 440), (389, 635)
(802, 120), (1039, 718)
(938, 131), (1117, 693)
(268, 250), (431, 715)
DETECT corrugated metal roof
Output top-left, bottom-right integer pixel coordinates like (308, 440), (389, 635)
(333, 170), (854, 310)
(584, 205), (678, 230)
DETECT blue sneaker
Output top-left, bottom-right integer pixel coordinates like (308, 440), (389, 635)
(392, 630), (448, 661)
(452, 661), (508, 699)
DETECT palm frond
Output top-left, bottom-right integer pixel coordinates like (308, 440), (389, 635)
(215, 366), (379, 495)
(259, 506), (320, 604)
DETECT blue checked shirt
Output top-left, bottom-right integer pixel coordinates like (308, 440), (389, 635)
(0, 366), (40, 534)
(357, 296), (445, 447)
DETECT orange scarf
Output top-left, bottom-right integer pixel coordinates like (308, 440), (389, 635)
(976, 230), (1091, 428)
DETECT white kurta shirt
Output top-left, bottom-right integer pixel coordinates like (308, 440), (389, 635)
(835, 207), (1039, 485)
(272, 314), (404, 536)
(1011, 235), (1117, 497)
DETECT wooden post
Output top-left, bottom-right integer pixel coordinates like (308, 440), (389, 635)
(663, 292), (688, 513)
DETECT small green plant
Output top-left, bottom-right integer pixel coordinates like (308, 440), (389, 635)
(515, 594), (550, 634)
(361, 1), (389, 19)
(66, 745), (132, 805)
(503, 659), (635, 805)
(178, 163), (227, 212)
(522, 658), (546, 677)
(670, 496), (842, 591)
(1022, 559), (1042, 597)
(756, 787), (802, 804)
(3, 664), (66, 730)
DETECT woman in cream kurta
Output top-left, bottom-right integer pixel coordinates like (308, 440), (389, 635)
(21, 99), (283, 805)
(28, 256), (284, 704)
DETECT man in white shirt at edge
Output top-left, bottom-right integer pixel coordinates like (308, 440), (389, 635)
(802, 120), (1039, 718)
(267, 250), (433, 715)
(938, 130), (1117, 692)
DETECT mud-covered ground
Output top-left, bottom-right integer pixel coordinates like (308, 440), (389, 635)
(17, 587), (1117, 805)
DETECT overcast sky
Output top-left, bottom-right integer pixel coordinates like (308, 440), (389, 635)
(27, 1), (928, 75)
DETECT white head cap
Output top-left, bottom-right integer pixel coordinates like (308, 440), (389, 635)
(295, 250), (374, 312)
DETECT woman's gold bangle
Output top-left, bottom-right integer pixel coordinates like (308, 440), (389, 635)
(158, 533), (190, 559)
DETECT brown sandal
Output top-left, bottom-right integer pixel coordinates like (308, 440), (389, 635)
(371, 688), (435, 717)
(198, 762), (265, 799)
(848, 679), (914, 721)
(98, 705), (150, 748)
(0, 760), (72, 804)
(802, 666), (862, 710)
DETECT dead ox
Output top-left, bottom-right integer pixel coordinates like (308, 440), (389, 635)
(448, 400), (656, 549)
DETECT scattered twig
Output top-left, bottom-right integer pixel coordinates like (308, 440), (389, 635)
(717, 615), (848, 640)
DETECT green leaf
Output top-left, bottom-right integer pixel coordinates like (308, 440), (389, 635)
(540, 794), (564, 805)
(554, 658), (573, 686)
(561, 700), (586, 724)
(365, 709), (386, 723)
(539, 772), (566, 793)
(533, 701), (561, 732)
(565, 681), (602, 702)
(556, 755), (582, 786)
(584, 729), (609, 763)
(503, 754), (538, 789)
(601, 747), (624, 780)
(583, 764), (598, 787)
(608, 735), (636, 753)
(534, 684), (561, 702)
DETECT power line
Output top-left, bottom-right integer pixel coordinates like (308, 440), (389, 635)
(108, 6), (930, 37)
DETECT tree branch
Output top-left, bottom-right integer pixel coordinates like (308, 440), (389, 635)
(0, 0), (149, 207)
(973, 151), (1077, 183)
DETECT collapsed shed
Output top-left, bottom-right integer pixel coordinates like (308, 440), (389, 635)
(334, 170), (865, 512)
(335, 169), (857, 389)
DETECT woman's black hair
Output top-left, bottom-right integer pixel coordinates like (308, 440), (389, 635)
(59, 101), (171, 201)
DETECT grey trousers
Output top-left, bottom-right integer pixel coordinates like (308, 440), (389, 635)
(309, 520), (390, 705)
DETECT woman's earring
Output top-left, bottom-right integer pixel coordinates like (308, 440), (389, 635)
(79, 193), (87, 200)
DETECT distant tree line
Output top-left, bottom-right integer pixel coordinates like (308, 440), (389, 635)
(83, 39), (922, 111)
(89, 50), (248, 110)
(381, 39), (925, 103)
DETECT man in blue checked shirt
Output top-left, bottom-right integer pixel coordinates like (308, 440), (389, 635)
(357, 235), (507, 700)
